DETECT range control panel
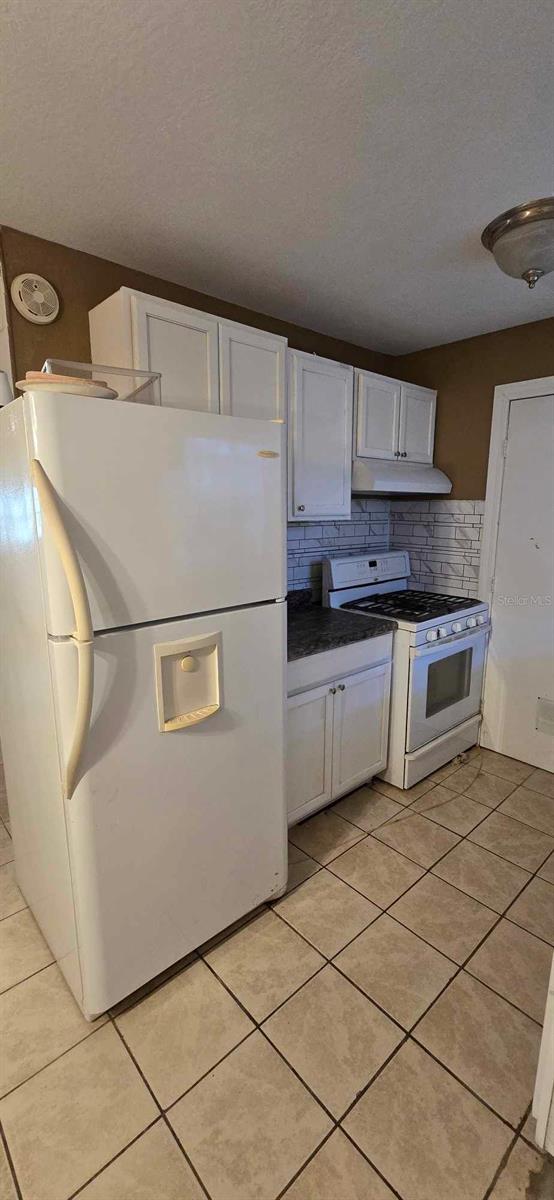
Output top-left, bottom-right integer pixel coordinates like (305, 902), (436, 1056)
(326, 551), (410, 590)
(425, 614), (488, 642)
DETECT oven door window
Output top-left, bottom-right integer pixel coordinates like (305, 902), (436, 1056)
(407, 628), (487, 753)
(426, 647), (473, 718)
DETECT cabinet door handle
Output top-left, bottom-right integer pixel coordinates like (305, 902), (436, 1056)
(394, 450), (400, 458)
(297, 504), (305, 512)
(338, 683), (346, 691)
(401, 451), (407, 458)
(329, 686), (336, 694)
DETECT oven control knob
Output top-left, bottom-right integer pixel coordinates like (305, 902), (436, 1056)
(438, 626), (448, 638)
(466, 616), (477, 627)
(452, 621), (463, 633)
(426, 629), (438, 642)
(476, 614), (486, 625)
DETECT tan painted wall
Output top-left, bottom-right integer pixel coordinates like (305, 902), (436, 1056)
(2, 225), (553, 500)
(396, 319), (554, 498)
(0, 226), (389, 382)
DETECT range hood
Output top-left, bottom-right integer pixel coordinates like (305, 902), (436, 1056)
(352, 457), (452, 495)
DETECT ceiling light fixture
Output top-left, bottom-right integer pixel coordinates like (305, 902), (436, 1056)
(481, 196), (554, 288)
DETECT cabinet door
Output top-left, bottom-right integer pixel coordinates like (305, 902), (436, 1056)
(399, 384), (436, 463)
(355, 371), (401, 460)
(131, 294), (219, 412)
(219, 322), (286, 420)
(286, 684), (334, 824)
(289, 351), (353, 520)
(331, 664), (391, 799)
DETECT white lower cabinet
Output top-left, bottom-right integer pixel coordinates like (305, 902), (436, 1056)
(287, 661), (391, 826)
(331, 663), (391, 798)
(286, 684), (334, 823)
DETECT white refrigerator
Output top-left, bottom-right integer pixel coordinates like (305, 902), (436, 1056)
(0, 390), (287, 1017)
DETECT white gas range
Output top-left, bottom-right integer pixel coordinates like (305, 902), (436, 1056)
(322, 551), (490, 789)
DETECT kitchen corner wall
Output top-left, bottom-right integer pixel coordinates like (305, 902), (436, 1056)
(395, 318), (554, 499)
(0, 226), (390, 382)
(3, 226), (553, 507)
(288, 498), (483, 600)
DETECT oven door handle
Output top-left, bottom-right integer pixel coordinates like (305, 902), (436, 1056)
(410, 625), (489, 659)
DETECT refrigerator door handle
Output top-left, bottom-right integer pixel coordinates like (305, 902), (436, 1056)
(31, 460), (93, 643)
(31, 460), (94, 797)
(65, 638), (94, 799)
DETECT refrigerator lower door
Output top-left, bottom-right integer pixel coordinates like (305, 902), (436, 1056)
(48, 601), (286, 1018)
(26, 391), (286, 636)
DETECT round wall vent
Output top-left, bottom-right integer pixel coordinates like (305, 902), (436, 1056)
(10, 273), (60, 324)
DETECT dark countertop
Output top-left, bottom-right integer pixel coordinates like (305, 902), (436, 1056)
(287, 589), (396, 662)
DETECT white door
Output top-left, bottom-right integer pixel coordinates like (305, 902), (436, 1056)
(286, 684), (333, 824)
(49, 601), (287, 1016)
(131, 293), (219, 412)
(26, 391), (286, 635)
(219, 322), (286, 420)
(533, 953), (554, 1154)
(289, 351), (353, 520)
(482, 391), (554, 769)
(399, 384), (436, 463)
(331, 664), (391, 798)
(355, 371), (401, 460)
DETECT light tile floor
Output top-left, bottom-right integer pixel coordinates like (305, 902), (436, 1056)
(0, 748), (553, 1199)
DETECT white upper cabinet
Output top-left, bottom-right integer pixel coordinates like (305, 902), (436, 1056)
(89, 288), (286, 420)
(354, 369), (436, 465)
(288, 351), (353, 521)
(131, 294), (219, 412)
(356, 371), (401, 460)
(398, 383), (436, 463)
(219, 321), (286, 420)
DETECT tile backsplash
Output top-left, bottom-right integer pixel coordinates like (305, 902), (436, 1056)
(390, 500), (484, 599)
(287, 498), (484, 600)
(287, 499), (391, 597)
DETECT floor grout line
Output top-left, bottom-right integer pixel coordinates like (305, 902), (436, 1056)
(67, 1117), (161, 1200)
(282, 814), (551, 1027)
(0, 1121), (22, 1200)
(0, 749), (550, 1200)
(274, 1127), (338, 1200)
(338, 1126), (407, 1200)
(0, 1018), (108, 1103)
(109, 1018), (212, 1200)
(481, 1103), (533, 1200)
(0, 905), (27, 925)
(204, 812), (543, 1149)
(0, 959), (54, 998)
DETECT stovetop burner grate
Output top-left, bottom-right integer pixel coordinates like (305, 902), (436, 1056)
(342, 589), (480, 622)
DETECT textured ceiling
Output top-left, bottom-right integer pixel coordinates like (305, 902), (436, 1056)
(1, 0), (553, 353)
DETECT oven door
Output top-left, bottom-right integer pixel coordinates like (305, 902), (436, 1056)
(407, 627), (488, 753)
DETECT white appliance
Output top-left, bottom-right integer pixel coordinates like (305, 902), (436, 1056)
(323, 552), (489, 788)
(0, 390), (287, 1018)
(351, 458), (452, 495)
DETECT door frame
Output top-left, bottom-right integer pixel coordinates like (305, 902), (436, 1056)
(479, 376), (554, 606)
(479, 375), (554, 753)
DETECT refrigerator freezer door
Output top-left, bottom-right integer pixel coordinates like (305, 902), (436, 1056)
(48, 601), (287, 1017)
(26, 391), (286, 635)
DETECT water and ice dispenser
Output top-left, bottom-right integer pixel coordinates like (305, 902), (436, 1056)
(154, 633), (221, 732)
